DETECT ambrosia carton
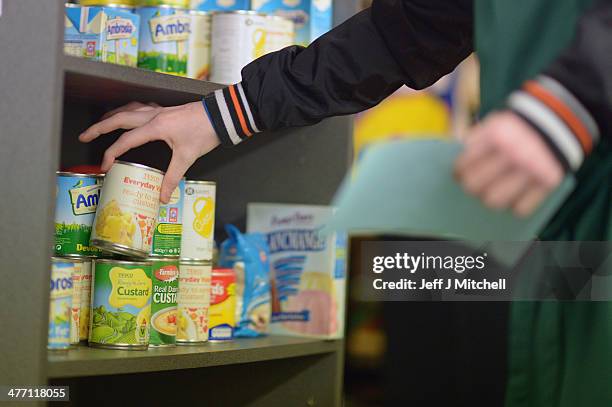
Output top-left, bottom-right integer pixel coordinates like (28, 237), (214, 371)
(247, 203), (346, 339)
(64, 5), (140, 67)
(250, 0), (332, 46)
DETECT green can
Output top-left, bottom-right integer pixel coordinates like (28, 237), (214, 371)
(89, 259), (153, 350)
(149, 257), (179, 346)
(136, 6), (191, 76)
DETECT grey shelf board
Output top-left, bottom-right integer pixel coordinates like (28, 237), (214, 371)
(63, 55), (224, 106)
(48, 336), (342, 379)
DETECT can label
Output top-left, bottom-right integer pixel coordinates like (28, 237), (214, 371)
(209, 268), (236, 341)
(177, 262), (211, 342)
(79, 260), (93, 341)
(151, 180), (184, 256)
(180, 182), (215, 260)
(91, 162), (162, 257)
(90, 261), (152, 347)
(49, 261), (74, 350)
(137, 7), (190, 76)
(70, 261), (84, 344)
(150, 259), (179, 346)
(138, 0), (189, 7)
(187, 12), (211, 80)
(54, 174), (103, 257)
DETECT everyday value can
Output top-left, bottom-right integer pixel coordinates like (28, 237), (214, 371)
(54, 172), (104, 258)
(208, 267), (236, 341)
(91, 161), (163, 258)
(136, 6), (191, 76)
(187, 10), (211, 80)
(89, 259), (153, 350)
(149, 257), (180, 347)
(79, 259), (93, 341)
(151, 179), (184, 257)
(176, 260), (212, 344)
(69, 258), (85, 345)
(180, 180), (216, 261)
(49, 258), (74, 350)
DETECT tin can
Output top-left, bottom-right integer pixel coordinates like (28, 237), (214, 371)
(208, 267), (236, 341)
(151, 179), (184, 257)
(91, 161), (163, 258)
(69, 258), (85, 345)
(180, 181), (216, 261)
(79, 259), (93, 341)
(266, 15), (294, 53)
(79, 0), (135, 5)
(210, 11), (267, 85)
(103, 3), (135, 11)
(54, 172), (104, 258)
(149, 257), (180, 347)
(136, 6), (191, 76)
(49, 258), (74, 350)
(139, 0), (189, 7)
(89, 259), (153, 350)
(176, 260), (212, 344)
(187, 11), (211, 80)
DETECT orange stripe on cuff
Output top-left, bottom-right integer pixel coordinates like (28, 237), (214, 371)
(524, 81), (593, 154)
(228, 85), (252, 138)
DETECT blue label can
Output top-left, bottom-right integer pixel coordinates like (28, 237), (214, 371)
(49, 258), (75, 350)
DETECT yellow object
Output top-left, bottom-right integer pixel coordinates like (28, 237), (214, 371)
(253, 29), (267, 59)
(108, 266), (152, 309)
(95, 200), (136, 246)
(135, 0), (190, 7)
(193, 197), (214, 239)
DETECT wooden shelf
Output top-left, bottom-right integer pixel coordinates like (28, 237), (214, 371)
(48, 336), (342, 379)
(63, 55), (224, 106)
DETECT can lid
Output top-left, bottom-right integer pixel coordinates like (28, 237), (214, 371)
(114, 160), (165, 175)
(65, 3), (80, 8)
(185, 180), (216, 186)
(180, 259), (213, 265)
(56, 171), (105, 178)
(52, 256), (85, 263)
(94, 258), (152, 266)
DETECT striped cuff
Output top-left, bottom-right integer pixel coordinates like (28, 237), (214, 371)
(507, 75), (599, 172)
(202, 83), (262, 146)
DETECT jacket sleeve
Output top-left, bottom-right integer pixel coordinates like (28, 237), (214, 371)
(507, 0), (612, 172)
(203, 0), (474, 146)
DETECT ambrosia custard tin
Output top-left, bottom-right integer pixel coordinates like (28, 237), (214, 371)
(49, 258), (74, 350)
(91, 161), (163, 258)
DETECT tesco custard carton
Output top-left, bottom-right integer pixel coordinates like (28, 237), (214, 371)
(64, 5), (140, 67)
(190, 0), (250, 11)
(250, 0), (332, 46)
(247, 203), (346, 339)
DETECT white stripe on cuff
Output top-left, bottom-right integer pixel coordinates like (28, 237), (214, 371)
(236, 83), (260, 133)
(508, 91), (584, 171)
(214, 89), (242, 145)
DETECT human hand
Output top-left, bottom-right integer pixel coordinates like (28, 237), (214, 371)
(79, 101), (220, 203)
(454, 111), (565, 217)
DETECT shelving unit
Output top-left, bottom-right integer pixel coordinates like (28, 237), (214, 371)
(1, 0), (356, 406)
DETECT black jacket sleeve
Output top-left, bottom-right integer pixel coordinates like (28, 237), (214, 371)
(203, 0), (473, 146)
(507, 0), (612, 172)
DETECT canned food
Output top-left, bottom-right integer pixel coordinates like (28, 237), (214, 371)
(176, 260), (212, 344)
(209, 11), (266, 85)
(69, 258), (85, 345)
(180, 180), (216, 261)
(91, 161), (163, 258)
(49, 258), (74, 350)
(54, 172), (104, 258)
(79, 0), (135, 5)
(187, 11), (211, 80)
(208, 267), (236, 341)
(151, 179), (184, 257)
(138, 0), (189, 7)
(149, 257), (179, 347)
(136, 6), (191, 76)
(89, 259), (153, 350)
(79, 259), (93, 341)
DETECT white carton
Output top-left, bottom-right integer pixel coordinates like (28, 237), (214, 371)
(247, 203), (346, 339)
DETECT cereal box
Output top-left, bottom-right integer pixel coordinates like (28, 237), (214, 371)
(190, 0), (250, 12)
(247, 203), (346, 339)
(250, 0), (332, 46)
(64, 5), (140, 67)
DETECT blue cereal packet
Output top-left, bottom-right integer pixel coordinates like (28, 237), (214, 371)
(220, 225), (271, 337)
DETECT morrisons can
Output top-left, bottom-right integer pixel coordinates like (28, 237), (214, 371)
(69, 258), (85, 345)
(176, 260), (212, 344)
(136, 6), (191, 76)
(79, 259), (93, 341)
(151, 179), (184, 257)
(91, 161), (163, 258)
(149, 257), (179, 347)
(54, 172), (104, 258)
(180, 180), (215, 261)
(89, 259), (153, 350)
(187, 10), (211, 80)
(49, 258), (74, 350)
